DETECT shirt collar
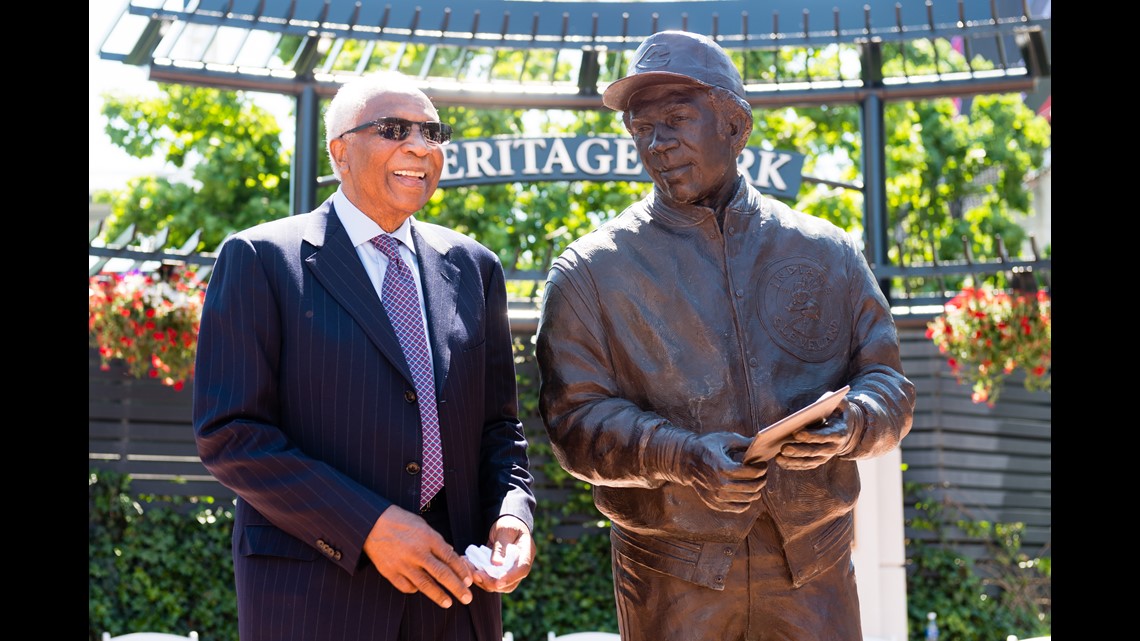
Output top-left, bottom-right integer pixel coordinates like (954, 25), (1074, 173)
(332, 188), (417, 255)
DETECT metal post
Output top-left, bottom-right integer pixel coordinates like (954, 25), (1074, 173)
(861, 92), (890, 303)
(291, 85), (321, 215)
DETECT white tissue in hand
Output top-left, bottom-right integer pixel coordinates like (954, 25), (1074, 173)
(464, 544), (518, 579)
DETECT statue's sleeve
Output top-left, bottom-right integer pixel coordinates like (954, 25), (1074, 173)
(836, 239), (917, 460)
(535, 257), (689, 488)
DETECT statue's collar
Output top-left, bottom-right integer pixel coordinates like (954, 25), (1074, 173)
(646, 175), (763, 227)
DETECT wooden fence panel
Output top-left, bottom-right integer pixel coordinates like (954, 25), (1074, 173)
(89, 350), (225, 497)
(895, 320), (1051, 560)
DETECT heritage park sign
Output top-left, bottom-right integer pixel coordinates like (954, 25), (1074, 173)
(439, 134), (806, 200)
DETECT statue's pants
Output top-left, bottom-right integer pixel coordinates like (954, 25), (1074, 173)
(611, 512), (862, 641)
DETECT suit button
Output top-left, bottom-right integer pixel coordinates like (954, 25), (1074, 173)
(317, 539), (340, 561)
(405, 462), (421, 475)
(404, 390), (417, 403)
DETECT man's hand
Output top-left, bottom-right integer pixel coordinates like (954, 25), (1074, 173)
(364, 505), (474, 609)
(469, 515), (535, 594)
(776, 404), (852, 470)
(678, 432), (768, 513)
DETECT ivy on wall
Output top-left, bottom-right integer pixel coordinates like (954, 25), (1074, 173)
(904, 481), (1051, 641)
(89, 470), (237, 640)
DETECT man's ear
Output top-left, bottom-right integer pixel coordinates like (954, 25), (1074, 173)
(329, 138), (347, 172)
(730, 112), (752, 154)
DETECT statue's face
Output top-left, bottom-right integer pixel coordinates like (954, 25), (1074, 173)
(625, 84), (740, 209)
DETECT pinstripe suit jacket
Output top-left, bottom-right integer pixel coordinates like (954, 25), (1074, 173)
(192, 197), (535, 641)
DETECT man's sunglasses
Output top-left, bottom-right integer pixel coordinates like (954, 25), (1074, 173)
(338, 117), (453, 145)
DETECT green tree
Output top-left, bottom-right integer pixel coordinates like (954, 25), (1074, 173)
(747, 41), (1050, 296)
(883, 40), (1051, 282)
(93, 84), (292, 251)
(884, 94), (1051, 272)
(754, 95), (1050, 268)
(427, 107), (648, 272)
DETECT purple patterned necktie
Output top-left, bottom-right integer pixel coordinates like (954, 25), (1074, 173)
(370, 234), (444, 509)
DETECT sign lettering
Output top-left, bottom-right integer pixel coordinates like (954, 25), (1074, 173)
(440, 134), (806, 199)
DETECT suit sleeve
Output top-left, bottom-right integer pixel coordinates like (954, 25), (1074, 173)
(192, 234), (389, 575)
(476, 254), (536, 534)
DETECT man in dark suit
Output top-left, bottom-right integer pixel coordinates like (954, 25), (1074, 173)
(193, 71), (536, 641)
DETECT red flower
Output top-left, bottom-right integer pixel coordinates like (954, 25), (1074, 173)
(89, 267), (205, 390)
(926, 284), (1050, 405)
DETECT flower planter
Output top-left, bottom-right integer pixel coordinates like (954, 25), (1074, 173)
(88, 267), (206, 391)
(925, 285), (1051, 406)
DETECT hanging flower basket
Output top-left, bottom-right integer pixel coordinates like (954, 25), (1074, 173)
(88, 266), (206, 391)
(925, 284), (1051, 406)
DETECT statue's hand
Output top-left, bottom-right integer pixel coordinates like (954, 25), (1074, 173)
(679, 432), (768, 513)
(776, 402), (853, 470)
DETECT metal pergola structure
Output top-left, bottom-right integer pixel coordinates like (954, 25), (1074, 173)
(97, 0), (1051, 285)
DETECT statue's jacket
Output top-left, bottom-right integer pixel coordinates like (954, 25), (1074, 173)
(536, 175), (916, 589)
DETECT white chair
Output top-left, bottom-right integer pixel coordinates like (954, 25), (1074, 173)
(548, 632), (621, 641)
(102, 633), (199, 641)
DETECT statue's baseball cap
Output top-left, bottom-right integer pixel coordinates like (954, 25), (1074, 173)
(602, 30), (746, 111)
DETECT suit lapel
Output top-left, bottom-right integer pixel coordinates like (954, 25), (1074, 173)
(303, 204), (414, 383)
(412, 225), (459, 392)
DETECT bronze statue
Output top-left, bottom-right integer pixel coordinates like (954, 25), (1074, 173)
(535, 30), (916, 641)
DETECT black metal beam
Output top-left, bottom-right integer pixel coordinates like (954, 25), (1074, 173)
(292, 85), (321, 214)
(147, 65), (1042, 110)
(127, 0), (1047, 51)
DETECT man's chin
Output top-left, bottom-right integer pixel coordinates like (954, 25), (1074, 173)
(658, 184), (701, 206)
